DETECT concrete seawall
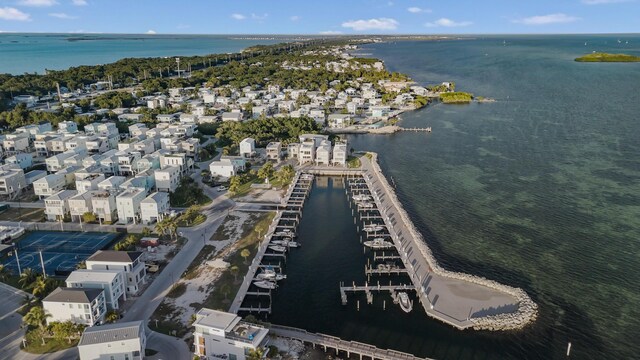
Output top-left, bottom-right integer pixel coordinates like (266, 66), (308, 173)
(363, 153), (538, 331)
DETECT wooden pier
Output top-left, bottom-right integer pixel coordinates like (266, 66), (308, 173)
(270, 324), (432, 360)
(340, 282), (415, 305)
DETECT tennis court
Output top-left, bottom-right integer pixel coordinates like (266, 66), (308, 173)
(2, 231), (120, 277)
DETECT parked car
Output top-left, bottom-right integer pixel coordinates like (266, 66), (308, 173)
(217, 186), (227, 192)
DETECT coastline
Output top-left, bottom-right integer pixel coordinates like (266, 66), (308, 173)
(365, 152), (538, 331)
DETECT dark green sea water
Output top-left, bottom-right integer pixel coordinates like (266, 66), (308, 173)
(272, 35), (640, 360)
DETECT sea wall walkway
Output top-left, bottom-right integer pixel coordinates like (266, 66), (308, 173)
(361, 153), (537, 330)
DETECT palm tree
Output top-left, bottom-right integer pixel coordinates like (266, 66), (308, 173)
(155, 219), (167, 237)
(230, 266), (239, 283)
(23, 306), (50, 330)
(240, 249), (251, 264)
(19, 268), (37, 289)
(220, 284), (231, 301)
(23, 306), (51, 345)
(0, 264), (11, 281)
(30, 276), (48, 298)
(105, 310), (119, 324)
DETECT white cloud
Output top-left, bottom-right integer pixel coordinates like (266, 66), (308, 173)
(49, 12), (76, 19)
(17, 0), (57, 7)
(290, 15), (300, 21)
(425, 18), (472, 27)
(231, 13), (246, 20)
(0, 7), (31, 21)
(342, 18), (398, 31)
(582, 0), (631, 3)
(408, 7), (431, 13)
(512, 13), (579, 25)
(146, 29), (156, 34)
(319, 30), (343, 35)
(251, 13), (268, 20)
(71, 0), (87, 5)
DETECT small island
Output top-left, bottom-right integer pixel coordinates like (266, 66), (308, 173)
(440, 91), (474, 104)
(575, 52), (640, 62)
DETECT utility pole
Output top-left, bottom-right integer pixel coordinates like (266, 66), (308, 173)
(39, 250), (46, 279)
(13, 244), (21, 275)
(175, 58), (181, 78)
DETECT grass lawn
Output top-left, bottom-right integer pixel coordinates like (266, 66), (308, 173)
(347, 156), (361, 168)
(23, 331), (79, 354)
(230, 175), (263, 198)
(202, 212), (275, 311)
(0, 208), (44, 222)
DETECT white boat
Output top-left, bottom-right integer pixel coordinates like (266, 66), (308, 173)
(253, 280), (277, 290)
(352, 194), (371, 202)
(271, 240), (300, 248)
(363, 225), (385, 233)
(398, 292), (412, 313)
(363, 238), (394, 249)
(274, 232), (294, 237)
(256, 269), (287, 281)
(268, 245), (287, 253)
(357, 202), (374, 209)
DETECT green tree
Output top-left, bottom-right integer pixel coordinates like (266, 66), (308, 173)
(230, 265), (239, 283)
(81, 212), (97, 224)
(23, 306), (50, 332)
(105, 310), (120, 324)
(19, 268), (37, 288)
(228, 176), (242, 193)
(220, 284), (231, 301)
(240, 248), (251, 264)
(0, 264), (11, 281)
(257, 162), (274, 181)
(49, 321), (82, 344)
(247, 348), (265, 360)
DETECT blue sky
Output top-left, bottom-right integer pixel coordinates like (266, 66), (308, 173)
(0, 0), (638, 34)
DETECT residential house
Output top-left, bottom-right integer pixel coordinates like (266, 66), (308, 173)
(266, 142), (282, 162)
(34, 173), (66, 199)
(193, 308), (269, 360)
(160, 152), (191, 175)
(68, 191), (94, 222)
(315, 141), (332, 165)
(239, 138), (256, 158)
(287, 143), (300, 160)
(5, 153), (32, 170)
(98, 176), (126, 194)
(328, 114), (351, 128)
(77, 321), (146, 360)
(140, 192), (170, 225)
(209, 156), (246, 179)
(42, 288), (106, 326)
(332, 142), (348, 167)
(154, 166), (180, 193)
(44, 189), (77, 221)
(91, 191), (118, 223)
(116, 188), (147, 224)
(0, 167), (27, 199)
(128, 123), (148, 138)
(58, 121), (79, 134)
(221, 112), (243, 122)
(85, 251), (146, 296)
(66, 269), (126, 310)
(3, 133), (30, 155)
(298, 141), (315, 165)
(76, 173), (105, 193)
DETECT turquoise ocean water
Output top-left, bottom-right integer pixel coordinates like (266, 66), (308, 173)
(0, 33), (282, 74)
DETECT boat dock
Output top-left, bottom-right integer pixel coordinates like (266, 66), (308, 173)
(229, 172), (313, 315)
(353, 154), (536, 330)
(399, 127), (432, 132)
(270, 324), (432, 360)
(340, 281), (415, 305)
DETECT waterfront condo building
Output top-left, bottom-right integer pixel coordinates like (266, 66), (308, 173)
(193, 308), (269, 360)
(78, 321), (146, 360)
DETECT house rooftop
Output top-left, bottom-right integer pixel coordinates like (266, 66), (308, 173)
(43, 287), (103, 304)
(66, 269), (121, 284)
(194, 308), (240, 332)
(78, 320), (143, 346)
(86, 250), (142, 263)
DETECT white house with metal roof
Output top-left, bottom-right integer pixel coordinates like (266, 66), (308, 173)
(66, 269), (126, 310)
(42, 288), (107, 326)
(77, 320), (146, 360)
(193, 308), (269, 360)
(86, 251), (146, 296)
